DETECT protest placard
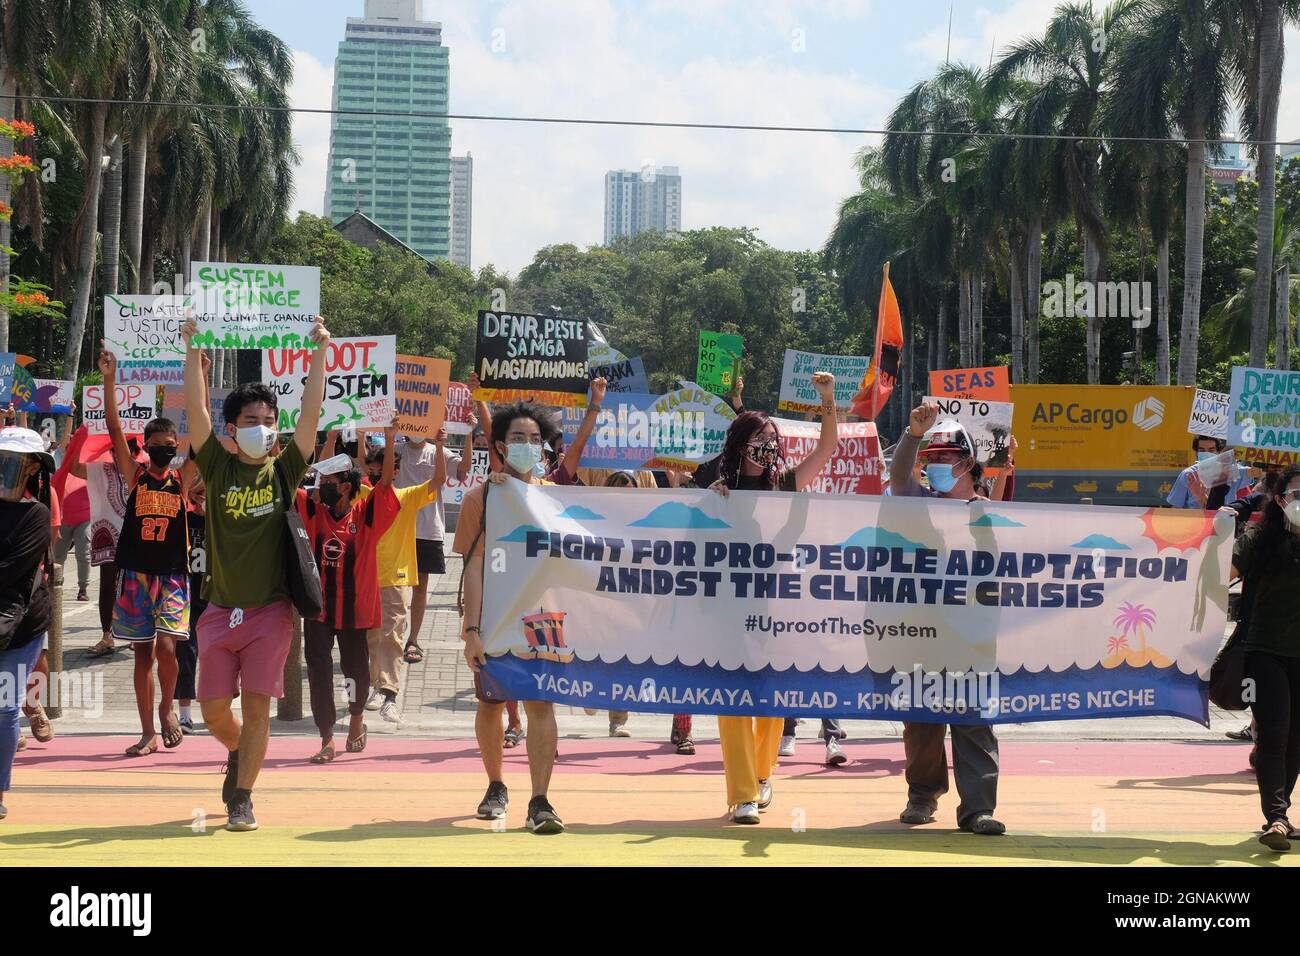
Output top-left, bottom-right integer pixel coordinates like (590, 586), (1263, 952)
(263, 335), (396, 432)
(9, 364), (35, 408)
(1227, 366), (1300, 453)
(588, 340), (648, 393)
(1187, 388), (1230, 440)
(923, 395), (1014, 466)
(696, 331), (743, 398)
(473, 310), (589, 406)
(20, 378), (74, 415)
(443, 448), (490, 506)
(928, 366), (1011, 402)
(394, 354), (450, 439)
(189, 261), (320, 348)
(777, 349), (870, 412)
(445, 381), (474, 435)
(0, 352), (15, 404)
(102, 294), (188, 384)
(561, 383), (737, 470)
(770, 417), (884, 494)
(162, 384), (230, 438)
(81, 383), (157, 435)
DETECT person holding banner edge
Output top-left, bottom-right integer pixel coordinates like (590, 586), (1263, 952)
(704, 370), (839, 824)
(890, 401), (1003, 836)
(180, 314), (331, 832)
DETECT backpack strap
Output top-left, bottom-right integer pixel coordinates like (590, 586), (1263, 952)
(456, 480), (491, 617)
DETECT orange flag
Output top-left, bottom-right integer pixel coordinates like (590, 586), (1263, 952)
(850, 262), (904, 421)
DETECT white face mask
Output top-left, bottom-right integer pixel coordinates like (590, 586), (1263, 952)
(231, 424), (276, 459)
(402, 433), (425, 445)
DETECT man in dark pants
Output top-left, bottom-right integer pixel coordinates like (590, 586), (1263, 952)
(779, 717), (848, 766)
(888, 401), (1004, 836)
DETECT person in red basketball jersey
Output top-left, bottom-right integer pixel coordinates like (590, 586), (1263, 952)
(98, 346), (191, 756)
(296, 422), (399, 763)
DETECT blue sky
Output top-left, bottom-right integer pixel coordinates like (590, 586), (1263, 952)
(248, 0), (1300, 274)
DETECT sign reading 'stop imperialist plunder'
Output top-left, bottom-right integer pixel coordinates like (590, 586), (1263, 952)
(474, 310), (589, 407)
(478, 483), (1232, 726)
(189, 261), (320, 348)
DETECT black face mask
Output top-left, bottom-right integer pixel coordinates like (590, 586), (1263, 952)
(147, 445), (177, 469)
(319, 484), (342, 507)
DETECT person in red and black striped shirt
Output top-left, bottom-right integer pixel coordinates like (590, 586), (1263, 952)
(295, 423), (399, 764)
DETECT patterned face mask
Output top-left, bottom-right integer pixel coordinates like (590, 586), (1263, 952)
(746, 438), (780, 469)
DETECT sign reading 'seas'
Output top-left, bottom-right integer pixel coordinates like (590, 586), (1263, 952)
(473, 310), (590, 407)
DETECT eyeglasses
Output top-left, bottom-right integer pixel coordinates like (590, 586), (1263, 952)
(1281, 489), (1300, 502)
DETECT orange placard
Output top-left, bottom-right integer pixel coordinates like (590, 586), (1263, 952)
(394, 354), (450, 438)
(928, 367), (1011, 402)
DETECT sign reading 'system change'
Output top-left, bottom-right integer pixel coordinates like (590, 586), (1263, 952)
(189, 261), (320, 348)
(473, 310), (589, 407)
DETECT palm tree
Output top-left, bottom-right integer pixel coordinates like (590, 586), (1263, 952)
(1113, 600), (1157, 660)
(1111, 0), (1247, 386)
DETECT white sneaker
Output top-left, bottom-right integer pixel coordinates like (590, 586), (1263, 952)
(757, 778), (773, 809)
(731, 802), (760, 824)
(825, 737), (848, 766)
(378, 699), (400, 724)
(778, 735), (796, 757)
(609, 723), (631, 738)
(364, 691), (382, 712)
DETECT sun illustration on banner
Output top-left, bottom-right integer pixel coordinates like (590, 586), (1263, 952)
(1102, 601), (1171, 669)
(513, 608), (574, 664)
(1140, 507), (1218, 553)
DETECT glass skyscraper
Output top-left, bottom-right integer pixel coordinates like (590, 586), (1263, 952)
(324, 0), (451, 261)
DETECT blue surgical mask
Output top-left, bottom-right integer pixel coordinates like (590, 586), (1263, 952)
(925, 463), (958, 493)
(505, 441), (542, 475)
(1196, 451), (1215, 462)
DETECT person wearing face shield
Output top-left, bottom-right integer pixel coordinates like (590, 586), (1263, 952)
(1230, 463), (1300, 851)
(180, 315), (332, 832)
(0, 426), (55, 821)
(1168, 436), (1252, 510)
(889, 401), (1004, 836)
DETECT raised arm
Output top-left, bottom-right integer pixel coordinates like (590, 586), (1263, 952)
(379, 420), (396, 487)
(292, 317), (332, 462)
(180, 318), (213, 454)
(431, 426), (448, 494)
(457, 417), (475, 479)
(891, 402), (938, 496)
(791, 372), (839, 491)
(97, 346), (137, 481)
(556, 377), (606, 482)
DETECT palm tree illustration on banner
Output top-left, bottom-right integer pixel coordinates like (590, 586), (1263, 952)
(1102, 601), (1170, 669)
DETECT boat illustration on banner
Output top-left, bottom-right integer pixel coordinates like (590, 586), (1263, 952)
(513, 608), (574, 663)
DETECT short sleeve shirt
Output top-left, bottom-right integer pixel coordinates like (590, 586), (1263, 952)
(297, 484), (399, 629)
(396, 442), (460, 542)
(453, 478), (554, 561)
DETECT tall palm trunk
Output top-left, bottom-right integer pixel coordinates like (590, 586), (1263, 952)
(1010, 240), (1025, 384)
(1027, 215), (1042, 383)
(194, 200), (211, 261)
(62, 103), (110, 385)
(1156, 232), (1171, 385)
(1177, 138), (1208, 386)
(1084, 234), (1101, 383)
(101, 136), (123, 295)
(1251, 0), (1282, 369)
(971, 265), (984, 366)
(958, 268), (972, 367)
(936, 298), (948, 371)
(0, 55), (13, 351)
(1278, 265), (1292, 371)
(123, 136), (146, 293)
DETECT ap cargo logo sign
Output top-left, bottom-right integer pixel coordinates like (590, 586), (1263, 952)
(1131, 396), (1165, 432)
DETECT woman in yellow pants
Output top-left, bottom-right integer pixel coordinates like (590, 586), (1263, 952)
(700, 371), (840, 823)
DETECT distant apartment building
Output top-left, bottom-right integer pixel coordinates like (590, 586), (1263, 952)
(1208, 141), (1254, 195)
(450, 154), (472, 269)
(604, 165), (681, 244)
(324, 0), (452, 261)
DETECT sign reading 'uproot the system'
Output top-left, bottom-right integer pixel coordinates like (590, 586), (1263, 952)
(189, 262), (320, 347)
(263, 335), (396, 432)
(474, 310), (589, 407)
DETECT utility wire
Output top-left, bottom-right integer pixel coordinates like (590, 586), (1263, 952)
(1, 92), (1297, 148)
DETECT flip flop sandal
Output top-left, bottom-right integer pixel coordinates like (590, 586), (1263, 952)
(125, 739), (159, 757)
(16, 735), (26, 752)
(503, 726), (524, 748)
(309, 745), (336, 764)
(345, 726), (367, 753)
(27, 708), (54, 743)
(86, 639), (117, 659)
(403, 642), (424, 664)
(676, 737), (696, 756)
(161, 715), (184, 749)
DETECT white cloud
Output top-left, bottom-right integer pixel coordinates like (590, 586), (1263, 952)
(287, 49), (333, 217)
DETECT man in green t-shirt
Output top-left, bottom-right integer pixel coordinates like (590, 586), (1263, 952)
(181, 315), (331, 832)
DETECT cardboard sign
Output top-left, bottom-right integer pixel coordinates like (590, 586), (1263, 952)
(162, 384), (230, 438)
(778, 349), (870, 412)
(696, 330), (743, 398)
(473, 310), (589, 407)
(394, 354), (451, 439)
(922, 395), (1015, 466)
(770, 417), (884, 495)
(1227, 366), (1300, 453)
(443, 448), (490, 506)
(263, 335), (397, 432)
(81, 383), (157, 435)
(0, 352), (15, 404)
(189, 261), (320, 347)
(103, 294), (188, 384)
(1188, 388), (1231, 440)
(20, 378), (75, 415)
(928, 367), (1011, 402)
(9, 364), (35, 408)
(588, 340), (649, 393)
(445, 381), (474, 435)
(559, 383), (738, 469)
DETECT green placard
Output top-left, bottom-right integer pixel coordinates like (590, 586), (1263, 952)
(696, 331), (743, 397)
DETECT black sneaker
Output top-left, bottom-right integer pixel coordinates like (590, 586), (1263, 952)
(226, 794), (258, 832)
(526, 796), (564, 834)
(220, 749), (239, 805)
(476, 781), (509, 820)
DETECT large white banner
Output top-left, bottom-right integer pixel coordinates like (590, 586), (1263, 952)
(478, 482), (1232, 725)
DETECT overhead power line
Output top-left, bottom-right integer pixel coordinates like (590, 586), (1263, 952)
(1, 93), (1297, 148)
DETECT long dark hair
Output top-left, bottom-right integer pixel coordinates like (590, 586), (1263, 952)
(718, 410), (783, 489)
(1250, 463), (1300, 566)
(25, 454), (51, 509)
